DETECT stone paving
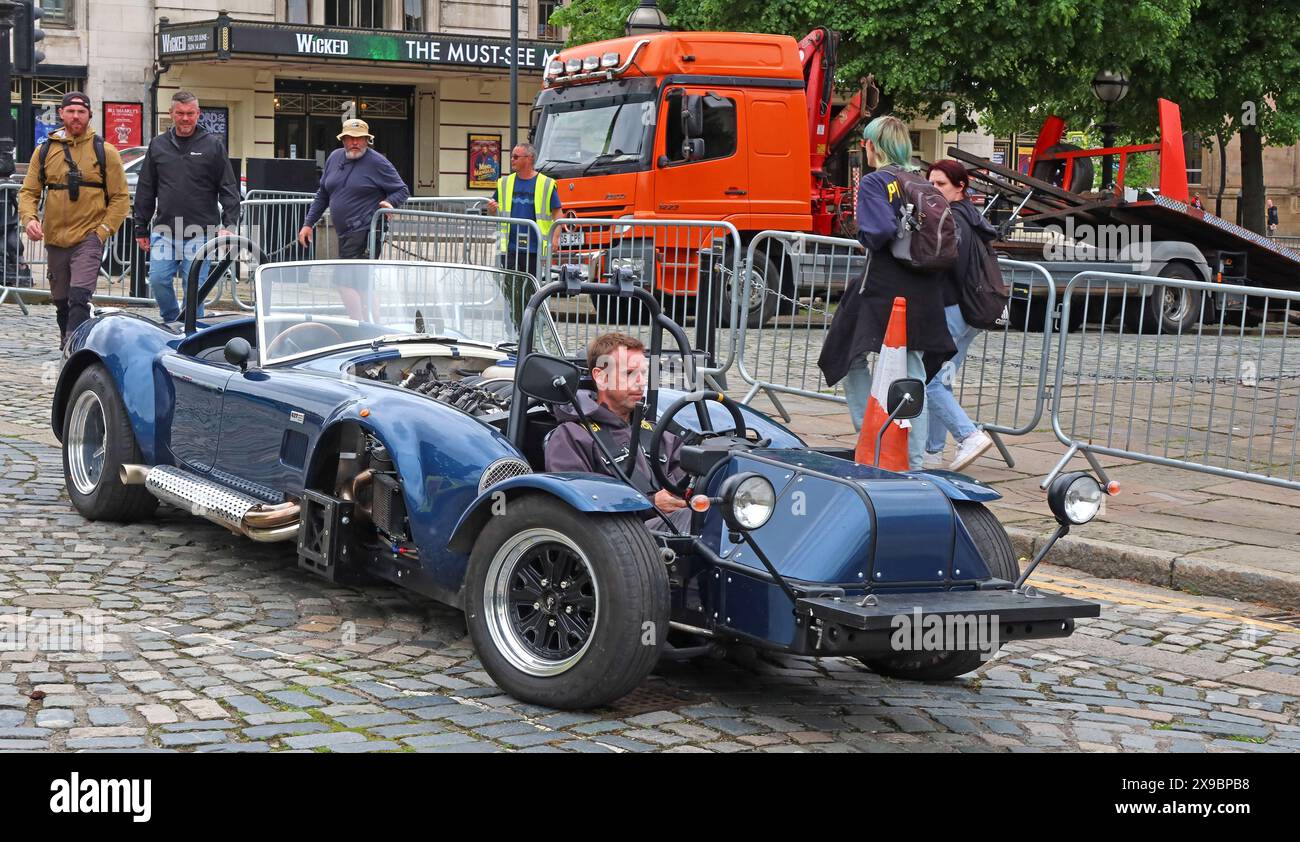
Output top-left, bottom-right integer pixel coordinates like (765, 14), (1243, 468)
(1, 303), (1299, 752)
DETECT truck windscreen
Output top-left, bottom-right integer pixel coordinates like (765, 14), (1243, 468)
(536, 97), (652, 177)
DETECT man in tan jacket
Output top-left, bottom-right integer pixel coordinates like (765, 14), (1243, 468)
(19, 92), (130, 347)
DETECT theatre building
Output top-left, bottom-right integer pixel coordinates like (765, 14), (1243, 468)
(53, 2), (562, 196)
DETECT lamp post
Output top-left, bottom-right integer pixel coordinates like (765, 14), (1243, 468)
(625, 0), (671, 36)
(1091, 69), (1130, 191)
(509, 0), (518, 150)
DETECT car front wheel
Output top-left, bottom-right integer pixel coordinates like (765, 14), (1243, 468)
(465, 494), (668, 709)
(62, 364), (158, 522)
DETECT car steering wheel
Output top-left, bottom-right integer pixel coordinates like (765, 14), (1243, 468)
(647, 390), (748, 498)
(266, 322), (344, 359)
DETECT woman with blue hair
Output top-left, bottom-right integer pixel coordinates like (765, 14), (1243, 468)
(818, 116), (954, 470)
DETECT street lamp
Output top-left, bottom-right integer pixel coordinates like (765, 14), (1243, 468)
(1091, 69), (1130, 191)
(625, 0), (670, 36)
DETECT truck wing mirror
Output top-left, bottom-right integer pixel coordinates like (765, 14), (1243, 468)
(682, 138), (705, 161)
(682, 94), (704, 139)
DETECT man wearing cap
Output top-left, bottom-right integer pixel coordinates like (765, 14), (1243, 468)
(132, 90), (242, 324)
(298, 119), (408, 261)
(19, 92), (131, 348)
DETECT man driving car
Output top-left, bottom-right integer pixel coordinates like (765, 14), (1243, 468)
(545, 332), (692, 531)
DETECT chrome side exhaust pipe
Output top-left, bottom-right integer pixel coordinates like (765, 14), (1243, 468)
(138, 465), (300, 543)
(120, 464), (149, 485)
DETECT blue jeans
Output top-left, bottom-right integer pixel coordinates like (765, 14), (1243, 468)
(926, 305), (981, 453)
(149, 233), (212, 323)
(843, 349), (928, 471)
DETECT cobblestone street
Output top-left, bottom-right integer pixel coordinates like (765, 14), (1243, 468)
(3, 305), (1299, 753)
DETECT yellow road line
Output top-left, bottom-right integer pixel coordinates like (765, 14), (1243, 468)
(1036, 572), (1247, 610)
(1030, 579), (1296, 633)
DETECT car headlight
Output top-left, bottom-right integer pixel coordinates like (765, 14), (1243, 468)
(1047, 472), (1103, 525)
(718, 472), (775, 532)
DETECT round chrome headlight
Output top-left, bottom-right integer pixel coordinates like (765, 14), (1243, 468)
(1048, 472), (1103, 525)
(719, 472), (775, 532)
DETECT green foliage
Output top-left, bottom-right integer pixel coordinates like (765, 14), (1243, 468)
(548, 0), (640, 45)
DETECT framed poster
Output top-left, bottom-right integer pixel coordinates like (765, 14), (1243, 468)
(1016, 145), (1036, 174)
(103, 102), (143, 148)
(468, 133), (501, 189)
(35, 105), (59, 148)
(198, 106), (229, 149)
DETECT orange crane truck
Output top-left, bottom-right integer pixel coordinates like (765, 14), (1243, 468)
(530, 28), (874, 327)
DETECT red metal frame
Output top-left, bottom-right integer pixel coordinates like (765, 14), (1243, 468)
(1028, 99), (1189, 202)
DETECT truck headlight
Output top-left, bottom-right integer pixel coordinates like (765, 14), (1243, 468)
(719, 472), (775, 532)
(1047, 472), (1103, 525)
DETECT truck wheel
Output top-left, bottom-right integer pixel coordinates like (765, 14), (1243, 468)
(465, 495), (669, 709)
(62, 364), (158, 522)
(1124, 262), (1204, 334)
(857, 502), (1014, 681)
(720, 252), (780, 328)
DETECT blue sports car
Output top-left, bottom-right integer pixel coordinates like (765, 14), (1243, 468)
(53, 255), (1101, 709)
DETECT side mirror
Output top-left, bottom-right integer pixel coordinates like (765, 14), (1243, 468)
(517, 353), (582, 405)
(681, 138), (705, 161)
(886, 378), (925, 420)
(224, 337), (253, 371)
(681, 94), (704, 138)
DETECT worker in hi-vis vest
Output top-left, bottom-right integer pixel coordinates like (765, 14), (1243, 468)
(485, 142), (561, 323)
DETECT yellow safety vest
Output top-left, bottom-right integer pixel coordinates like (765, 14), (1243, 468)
(497, 172), (557, 253)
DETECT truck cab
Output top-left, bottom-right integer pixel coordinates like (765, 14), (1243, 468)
(532, 32), (814, 232)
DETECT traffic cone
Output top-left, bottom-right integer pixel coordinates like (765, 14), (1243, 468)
(855, 296), (911, 470)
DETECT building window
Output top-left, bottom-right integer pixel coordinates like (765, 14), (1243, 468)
(1183, 132), (1202, 185)
(403, 0), (423, 31)
(537, 0), (560, 39)
(41, 0), (74, 27)
(286, 0), (310, 24)
(325, 0), (384, 28)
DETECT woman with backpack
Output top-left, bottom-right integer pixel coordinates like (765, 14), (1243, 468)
(922, 159), (998, 471)
(818, 116), (955, 471)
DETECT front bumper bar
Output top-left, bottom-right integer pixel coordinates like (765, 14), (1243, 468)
(793, 588), (1100, 655)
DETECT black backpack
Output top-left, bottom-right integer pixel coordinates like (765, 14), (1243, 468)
(38, 133), (109, 203)
(886, 167), (959, 272)
(960, 236), (1011, 330)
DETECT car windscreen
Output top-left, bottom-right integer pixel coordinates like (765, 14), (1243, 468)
(255, 261), (565, 364)
(535, 97), (651, 176)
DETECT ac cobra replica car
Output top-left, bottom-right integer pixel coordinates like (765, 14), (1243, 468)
(53, 254), (1102, 709)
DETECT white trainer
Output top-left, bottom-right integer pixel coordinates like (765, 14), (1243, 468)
(949, 430), (993, 472)
(921, 451), (945, 469)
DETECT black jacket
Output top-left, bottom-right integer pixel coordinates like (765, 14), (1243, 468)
(942, 200), (999, 307)
(818, 168), (955, 387)
(132, 126), (241, 236)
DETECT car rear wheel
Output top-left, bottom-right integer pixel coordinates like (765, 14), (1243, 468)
(857, 502), (1014, 681)
(465, 494), (668, 709)
(62, 364), (158, 522)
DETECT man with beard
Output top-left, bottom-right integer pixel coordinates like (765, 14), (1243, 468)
(299, 118), (409, 318)
(19, 92), (130, 348)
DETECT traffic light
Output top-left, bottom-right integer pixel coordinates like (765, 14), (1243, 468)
(14, 1), (45, 75)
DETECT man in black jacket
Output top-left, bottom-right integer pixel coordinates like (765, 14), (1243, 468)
(132, 91), (241, 323)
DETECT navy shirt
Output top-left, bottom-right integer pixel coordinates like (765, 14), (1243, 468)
(506, 175), (562, 253)
(304, 147), (409, 237)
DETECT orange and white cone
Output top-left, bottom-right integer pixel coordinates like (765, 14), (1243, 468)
(855, 296), (911, 470)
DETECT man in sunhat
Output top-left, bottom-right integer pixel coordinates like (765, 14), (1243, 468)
(19, 91), (130, 348)
(299, 118), (409, 261)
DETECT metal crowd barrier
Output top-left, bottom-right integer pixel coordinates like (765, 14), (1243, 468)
(733, 231), (863, 420)
(951, 259), (1057, 466)
(1045, 270), (1300, 491)
(544, 217), (741, 386)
